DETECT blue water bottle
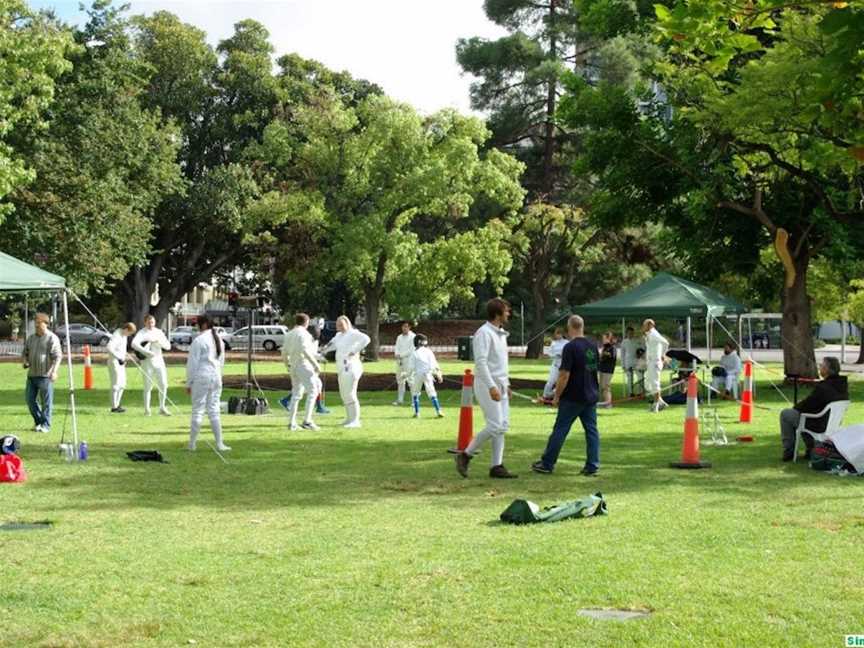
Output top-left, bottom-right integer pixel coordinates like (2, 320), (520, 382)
(78, 441), (88, 461)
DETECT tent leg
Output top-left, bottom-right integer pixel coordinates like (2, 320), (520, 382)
(686, 316), (692, 352)
(61, 290), (79, 460)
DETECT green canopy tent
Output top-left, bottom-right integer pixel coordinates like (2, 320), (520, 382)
(0, 252), (80, 457)
(575, 272), (748, 361)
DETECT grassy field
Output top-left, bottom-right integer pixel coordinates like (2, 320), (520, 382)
(2, 358), (863, 647)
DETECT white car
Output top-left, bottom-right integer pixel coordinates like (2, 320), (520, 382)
(171, 325), (233, 350)
(228, 325), (289, 351)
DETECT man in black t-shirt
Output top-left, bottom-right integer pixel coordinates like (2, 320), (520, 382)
(531, 314), (601, 475)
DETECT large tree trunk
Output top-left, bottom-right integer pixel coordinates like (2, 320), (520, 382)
(856, 324), (864, 364)
(122, 266), (159, 326)
(364, 287), (382, 362)
(525, 293), (547, 359)
(781, 251), (817, 378)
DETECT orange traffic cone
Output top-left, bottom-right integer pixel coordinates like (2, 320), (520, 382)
(83, 344), (94, 390)
(671, 373), (711, 469)
(447, 369), (474, 454)
(739, 359), (753, 423)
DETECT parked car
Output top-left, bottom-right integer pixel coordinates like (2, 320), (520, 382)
(169, 326), (232, 350)
(228, 325), (289, 352)
(54, 324), (110, 347)
(169, 326), (197, 346)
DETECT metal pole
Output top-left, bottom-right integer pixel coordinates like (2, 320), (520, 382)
(246, 306), (253, 401)
(61, 290), (79, 459)
(841, 318), (847, 364)
(686, 316), (692, 352)
(520, 302), (525, 348)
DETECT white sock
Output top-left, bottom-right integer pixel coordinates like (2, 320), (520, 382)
(491, 435), (505, 467)
(465, 428), (492, 456)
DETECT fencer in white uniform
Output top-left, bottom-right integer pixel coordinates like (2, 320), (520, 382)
(107, 322), (136, 412)
(407, 334), (443, 418)
(392, 321), (416, 406)
(282, 313), (323, 431)
(542, 328), (568, 400)
(455, 299), (517, 479)
(132, 315), (172, 416)
(322, 316), (370, 428)
(642, 319), (670, 412)
(186, 316), (230, 452)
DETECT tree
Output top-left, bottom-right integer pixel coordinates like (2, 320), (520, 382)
(120, 14), (286, 325)
(561, 2), (864, 377)
(0, 0), (72, 219)
(253, 94), (525, 359)
(1, 1), (183, 292)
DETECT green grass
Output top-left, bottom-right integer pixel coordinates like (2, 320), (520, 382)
(2, 359), (863, 647)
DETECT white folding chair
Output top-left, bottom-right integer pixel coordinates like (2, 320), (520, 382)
(793, 400), (851, 462)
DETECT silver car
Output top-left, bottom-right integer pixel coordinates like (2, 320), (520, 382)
(54, 324), (110, 347)
(228, 325), (288, 351)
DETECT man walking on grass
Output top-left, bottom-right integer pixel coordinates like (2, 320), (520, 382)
(455, 298), (517, 479)
(531, 314), (601, 476)
(643, 318), (670, 413)
(22, 313), (62, 433)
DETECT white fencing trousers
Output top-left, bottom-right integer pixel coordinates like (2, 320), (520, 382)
(338, 364), (363, 425)
(410, 372), (437, 398)
(290, 367), (322, 426)
(189, 375), (224, 448)
(108, 360), (126, 409)
(395, 358), (410, 403)
(465, 380), (509, 467)
(543, 365), (559, 398)
(645, 360), (663, 396)
(142, 358), (168, 412)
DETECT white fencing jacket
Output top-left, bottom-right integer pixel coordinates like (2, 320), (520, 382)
(281, 326), (321, 374)
(473, 321), (509, 388)
(107, 329), (128, 363)
(324, 329), (371, 374)
(544, 338), (568, 369)
(186, 330), (225, 386)
(620, 337), (640, 370)
(645, 328), (669, 364)
(132, 327), (170, 365)
(409, 346), (441, 378)
(395, 332), (416, 360)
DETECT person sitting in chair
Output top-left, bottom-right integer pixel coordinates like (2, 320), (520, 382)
(779, 357), (848, 462)
(711, 342), (742, 400)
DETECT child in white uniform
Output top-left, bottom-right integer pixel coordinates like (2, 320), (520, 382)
(542, 328), (568, 400)
(408, 334), (443, 418)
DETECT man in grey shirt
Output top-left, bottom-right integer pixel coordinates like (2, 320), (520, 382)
(22, 313), (62, 433)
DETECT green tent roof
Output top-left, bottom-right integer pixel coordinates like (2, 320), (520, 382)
(575, 273), (746, 318)
(0, 252), (66, 292)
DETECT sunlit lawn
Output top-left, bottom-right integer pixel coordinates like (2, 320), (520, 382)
(2, 359), (863, 647)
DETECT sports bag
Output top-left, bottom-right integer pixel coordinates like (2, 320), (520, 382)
(0, 454), (27, 482)
(500, 493), (607, 525)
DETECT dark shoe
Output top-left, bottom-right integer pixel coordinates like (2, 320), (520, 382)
(111, 407), (126, 413)
(531, 461), (552, 474)
(782, 452), (794, 462)
(489, 464), (518, 479)
(579, 467), (599, 476)
(455, 451), (472, 478)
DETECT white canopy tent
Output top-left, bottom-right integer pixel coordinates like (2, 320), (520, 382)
(1, 252), (80, 458)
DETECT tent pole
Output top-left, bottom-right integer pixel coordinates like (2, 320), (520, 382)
(706, 314), (712, 364)
(61, 289), (79, 460)
(686, 316), (692, 352)
(24, 296), (28, 340)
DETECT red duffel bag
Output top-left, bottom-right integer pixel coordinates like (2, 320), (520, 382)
(0, 454), (27, 483)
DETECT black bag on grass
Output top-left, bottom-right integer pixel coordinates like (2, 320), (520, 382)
(126, 450), (167, 463)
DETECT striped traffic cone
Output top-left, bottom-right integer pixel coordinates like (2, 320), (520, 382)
(447, 369), (474, 454)
(83, 344), (94, 390)
(739, 359), (753, 423)
(671, 373), (711, 469)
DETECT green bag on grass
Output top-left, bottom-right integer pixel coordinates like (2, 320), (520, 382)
(499, 492), (607, 525)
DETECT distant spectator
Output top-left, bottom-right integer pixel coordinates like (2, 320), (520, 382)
(598, 330), (617, 408)
(620, 327), (640, 397)
(779, 357), (848, 462)
(711, 342), (742, 400)
(22, 313), (62, 433)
